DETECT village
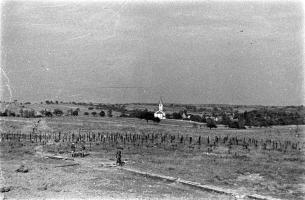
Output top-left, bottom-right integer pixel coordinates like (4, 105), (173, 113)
(0, 99), (303, 129)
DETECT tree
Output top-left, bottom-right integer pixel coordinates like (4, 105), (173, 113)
(143, 112), (154, 123)
(165, 113), (172, 119)
(72, 110), (78, 116)
(53, 109), (63, 116)
(228, 119), (246, 129)
(91, 111), (97, 116)
(84, 112), (89, 115)
(190, 115), (202, 123)
(136, 110), (155, 123)
(45, 111), (53, 117)
(221, 113), (231, 125)
(99, 110), (105, 117)
(8, 111), (16, 117)
(206, 118), (217, 129)
(22, 109), (35, 118)
(172, 112), (182, 119)
(152, 117), (161, 123)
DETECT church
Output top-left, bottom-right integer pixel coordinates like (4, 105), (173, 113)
(154, 98), (166, 120)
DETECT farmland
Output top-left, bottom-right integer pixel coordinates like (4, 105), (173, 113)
(0, 114), (304, 200)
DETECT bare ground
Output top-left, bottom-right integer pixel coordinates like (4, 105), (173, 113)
(0, 143), (234, 200)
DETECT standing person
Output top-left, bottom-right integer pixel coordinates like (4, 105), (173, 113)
(116, 150), (122, 166)
(71, 143), (76, 152)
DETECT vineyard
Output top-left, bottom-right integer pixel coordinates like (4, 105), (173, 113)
(0, 117), (304, 199)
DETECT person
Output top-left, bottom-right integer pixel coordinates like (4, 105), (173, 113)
(71, 143), (76, 153)
(116, 150), (122, 166)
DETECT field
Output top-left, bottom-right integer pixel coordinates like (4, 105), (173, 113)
(0, 116), (304, 200)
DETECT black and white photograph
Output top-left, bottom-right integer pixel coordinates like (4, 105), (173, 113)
(0, 0), (304, 199)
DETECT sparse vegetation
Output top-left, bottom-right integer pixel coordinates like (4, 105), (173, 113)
(0, 116), (304, 200)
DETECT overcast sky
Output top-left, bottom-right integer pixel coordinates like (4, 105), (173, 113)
(1, 0), (304, 105)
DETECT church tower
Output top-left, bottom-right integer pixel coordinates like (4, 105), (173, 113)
(159, 98), (163, 111)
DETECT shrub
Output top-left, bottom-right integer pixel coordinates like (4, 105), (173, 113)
(45, 111), (53, 117)
(53, 109), (63, 116)
(72, 110), (78, 116)
(152, 117), (161, 123)
(99, 110), (105, 117)
(190, 115), (202, 122)
(228, 119), (246, 129)
(172, 112), (182, 119)
(206, 118), (217, 129)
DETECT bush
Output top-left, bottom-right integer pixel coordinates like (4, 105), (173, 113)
(84, 112), (89, 115)
(228, 119), (246, 129)
(172, 112), (182, 119)
(9, 112), (16, 117)
(99, 110), (105, 117)
(206, 118), (217, 129)
(190, 115), (202, 122)
(91, 111), (97, 116)
(22, 109), (35, 118)
(53, 109), (63, 116)
(45, 111), (53, 117)
(72, 110), (78, 116)
(137, 110), (159, 123)
(152, 117), (161, 123)
(165, 113), (172, 119)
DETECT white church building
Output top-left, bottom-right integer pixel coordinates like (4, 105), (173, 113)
(154, 98), (166, 119)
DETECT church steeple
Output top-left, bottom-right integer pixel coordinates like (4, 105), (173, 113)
(158, 97), (163, 111)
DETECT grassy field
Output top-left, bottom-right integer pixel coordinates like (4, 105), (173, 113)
(0, 116), (304, 199)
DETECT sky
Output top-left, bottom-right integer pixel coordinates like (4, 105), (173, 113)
(1, 0), (304, 105)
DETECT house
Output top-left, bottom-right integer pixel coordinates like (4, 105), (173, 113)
(35, 111), (43, 117)
(154, 98), (166, 120)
